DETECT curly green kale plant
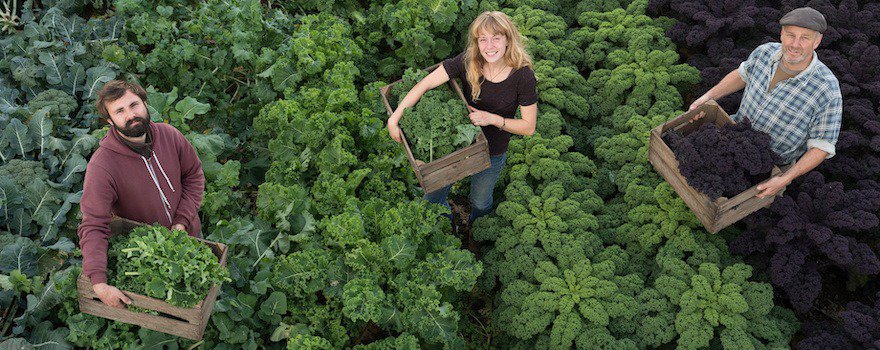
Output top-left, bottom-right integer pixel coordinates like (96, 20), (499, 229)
(108, 225), (230, 308)
(654, 262), (799, 349)
(392, 68), (479, 162)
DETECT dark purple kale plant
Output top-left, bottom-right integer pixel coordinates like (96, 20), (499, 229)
(730, 172), (880, 312)
(664, 117), (780, 199)
(799, 292), (880, 349)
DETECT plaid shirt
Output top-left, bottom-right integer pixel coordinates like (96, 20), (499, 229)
(734, 42), (842, 164)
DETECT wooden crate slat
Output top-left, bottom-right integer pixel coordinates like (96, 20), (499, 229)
(649, 128), (716, 213)
(714, 196), (775, 232)
(421, 152), (491, 194)
(399, 129), (425, 185)
(78, 298), (202, 340)
(196, 284), (221, 336)
(420, 135), (488, 174)
(717, 166), (782, 212)
(648, 136), (716, 229)
(78, 273), (200, 320)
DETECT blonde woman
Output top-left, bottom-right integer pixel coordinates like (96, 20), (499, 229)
(387, 11), (538, 223)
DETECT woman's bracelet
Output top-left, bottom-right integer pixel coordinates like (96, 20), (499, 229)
(500, 117), (506, 130)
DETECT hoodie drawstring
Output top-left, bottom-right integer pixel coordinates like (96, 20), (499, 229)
(142, 155), (174, 224)
(151, 151), (176, 193)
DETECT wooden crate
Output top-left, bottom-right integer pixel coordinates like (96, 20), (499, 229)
(379, 63), (491, 194)
(77, 217), (228, 340)
(647, 100), (784, 233)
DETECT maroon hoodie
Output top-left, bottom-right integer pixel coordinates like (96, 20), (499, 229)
(78, 122), (204, 285)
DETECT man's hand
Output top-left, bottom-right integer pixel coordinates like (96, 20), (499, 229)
(93, 283), (132, 308)
(172, 223), (186, 232)
(756, 175), (791, 198)
(689, 94), (712, 111)
(689, 111), (706, 123)
(467, 105), (501, 127)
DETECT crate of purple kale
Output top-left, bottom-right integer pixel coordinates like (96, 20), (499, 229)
(648, 100), (785, 233)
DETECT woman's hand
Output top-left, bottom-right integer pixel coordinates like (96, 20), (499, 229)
(387, 116), (403, 143)
(467, 105), (501, 127)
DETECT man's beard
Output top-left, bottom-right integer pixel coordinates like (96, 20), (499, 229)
(782, 47), (807, 65)
(113, 113), (150, 138)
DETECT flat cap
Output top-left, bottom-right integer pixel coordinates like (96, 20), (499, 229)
(780, 7), (827, 33)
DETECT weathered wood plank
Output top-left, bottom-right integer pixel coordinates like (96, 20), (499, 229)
(79, 298), (201, 340)
(78, 274), (199, 320)
(648, 136), (716, 229)
(420, 135), (488, 174)
(422, 152), (491, 194)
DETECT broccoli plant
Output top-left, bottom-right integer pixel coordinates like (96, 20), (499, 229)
(27, 89), (77, 122)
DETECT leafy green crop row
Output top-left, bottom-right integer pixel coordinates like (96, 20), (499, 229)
(0, 0), (807, 349)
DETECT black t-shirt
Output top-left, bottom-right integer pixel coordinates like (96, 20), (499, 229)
(442, 52), (537, 155)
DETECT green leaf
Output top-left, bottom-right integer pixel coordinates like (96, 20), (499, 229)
(342, 278), (385, 323)
(83, 66), (117, 100)
(3, 118), (34, 158)
(137, 328), (180, 350)
(704, 307), (719, 327)
(172, 96), (210, 121)
(381, 235), (416, 269)
(38, 52), (65, 86)
(0, 234), (39, 275)
(146, 86), (178, 122)
(24, 179), (63, 228)
(27, 108), (53, 158)
(257, 291), (287, 324)
(270, 322), (310, 342)
(454, 124), (479, 147)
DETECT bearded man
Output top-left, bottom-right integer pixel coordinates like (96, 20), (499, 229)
(77, 80), (205, 307)
(689, 7), (842, 199)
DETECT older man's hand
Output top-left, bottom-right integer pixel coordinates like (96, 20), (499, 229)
(172, 224), (186, 232)
(756, 175), (791, 198)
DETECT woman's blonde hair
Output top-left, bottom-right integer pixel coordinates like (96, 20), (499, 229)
(463, 11), (532, 101)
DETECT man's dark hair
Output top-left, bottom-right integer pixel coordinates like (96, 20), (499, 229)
(96, 80), (148, 118)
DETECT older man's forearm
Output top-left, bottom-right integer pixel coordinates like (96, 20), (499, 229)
(704, 70), (747, 101)
(782, 148), (829, 182)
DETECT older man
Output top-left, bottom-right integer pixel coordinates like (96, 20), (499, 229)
(689, 7), (842, 198)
